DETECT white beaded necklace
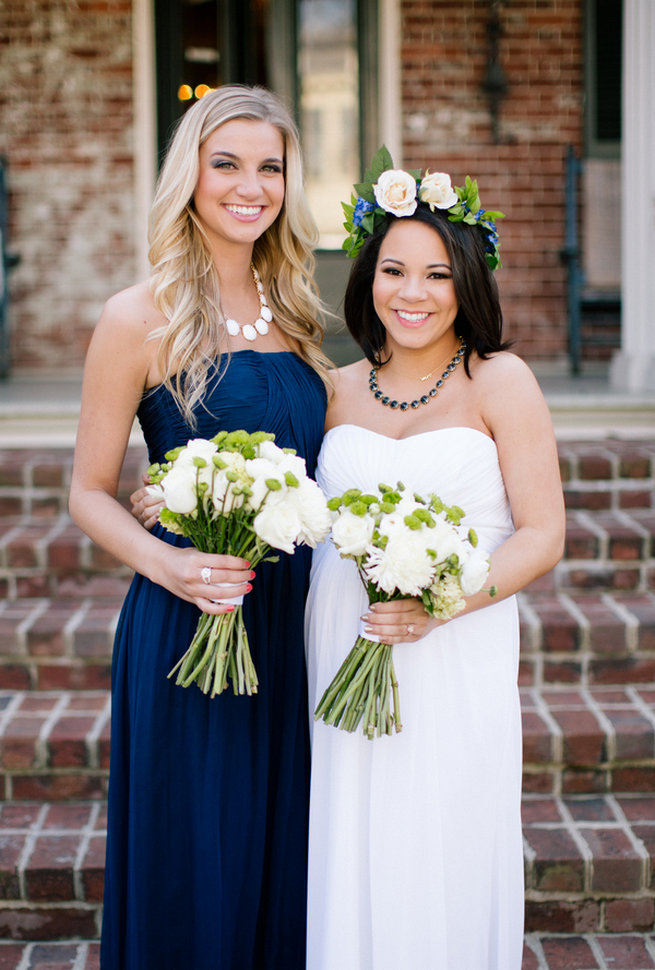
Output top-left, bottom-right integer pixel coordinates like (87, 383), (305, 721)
(224, 264), (273, 342)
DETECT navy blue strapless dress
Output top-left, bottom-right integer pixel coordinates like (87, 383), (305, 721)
(101, 352), (327, 970)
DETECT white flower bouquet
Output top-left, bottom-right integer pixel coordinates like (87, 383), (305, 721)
(147, 429), (331, 698)
(314, 482), (494, 739)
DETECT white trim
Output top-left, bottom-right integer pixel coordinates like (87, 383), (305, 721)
(132, 0), (157, 280)
(611, 0), (655, 392)
(377, 0), (402, 165)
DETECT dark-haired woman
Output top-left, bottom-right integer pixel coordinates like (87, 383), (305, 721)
(304, 165), (565, 969)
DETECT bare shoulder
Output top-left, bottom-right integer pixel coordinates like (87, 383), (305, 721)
(326, 358), (370, 429)
(96, 280), (164, 341)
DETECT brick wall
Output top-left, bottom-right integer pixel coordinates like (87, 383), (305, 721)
(0, 0), (136, 371)
(400, 0), (584, 359)
(0, 0), (584, 372)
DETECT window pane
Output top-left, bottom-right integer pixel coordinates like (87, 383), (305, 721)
(298, 0), (360, 247)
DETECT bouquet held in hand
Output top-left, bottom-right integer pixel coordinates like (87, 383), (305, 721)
(148, 430), (330, 698)
(314, 482), (494, 739)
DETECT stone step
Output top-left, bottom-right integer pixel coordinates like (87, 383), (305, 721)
(523, 793), (655, 935)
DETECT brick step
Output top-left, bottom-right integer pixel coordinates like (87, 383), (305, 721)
(0, 506), (652, 603)
(519, 591), (655, 689)
(1, 795), (654, 943)
(1, 938), (655, 970)
(0, 588), (653, 692)
(559, 440), (655, 513)
(523, 793), (655, 935)
(0, 598), (123, 691)
(522, 685), (655, 795)
(2, 685), (655, 803)
(0, 802), (103, 943)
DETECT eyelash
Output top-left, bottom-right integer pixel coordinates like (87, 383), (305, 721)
(210, 160), (283, 174)
(381, 268), (452, 280)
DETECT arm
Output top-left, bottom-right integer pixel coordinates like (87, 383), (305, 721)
(69, 286), (252, 614)
(364, 355), (565, 643)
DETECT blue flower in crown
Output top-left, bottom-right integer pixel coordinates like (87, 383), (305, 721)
(352, 196), (376, 227)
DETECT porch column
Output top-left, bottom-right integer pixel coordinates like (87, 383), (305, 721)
(610, 0), (655, 392)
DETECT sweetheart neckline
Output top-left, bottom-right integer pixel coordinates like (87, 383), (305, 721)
(322, 423), (495, 447)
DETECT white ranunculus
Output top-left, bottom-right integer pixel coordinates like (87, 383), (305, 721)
(253, 492), (303, 555)
(245, 457), (285, 511)
(177, 439), (219, 467)
(332, 508), (375, 557)
(161, 466), (198, 515)
(428, 517), (468, 564)
(256, 439), (286, 464)
(418, 171), (458, 210)
(211, 452), (250, 515)
(460, 548), (491, 595)
(373, 170), (418, 217)
(277, 451), (308, 481)
(288, 478), (331, 547)
(364, 530), (435, 596)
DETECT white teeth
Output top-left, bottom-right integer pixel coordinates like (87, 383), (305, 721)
(397, 310), (429, 322)
(225, 204), (262, 216)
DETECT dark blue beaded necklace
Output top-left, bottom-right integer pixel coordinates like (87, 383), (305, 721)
(368, 340), (466, 411)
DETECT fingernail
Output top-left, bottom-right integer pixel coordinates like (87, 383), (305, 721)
(244, 561), (251, 568)
(245, 584), (253, 593)
(249, 571), (256, 580)
(225, 605), (235, 612)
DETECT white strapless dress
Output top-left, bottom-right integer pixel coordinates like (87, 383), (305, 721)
(305, 425), (524, 970)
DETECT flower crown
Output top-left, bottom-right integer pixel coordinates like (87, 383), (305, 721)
(342, 146), (505, 270)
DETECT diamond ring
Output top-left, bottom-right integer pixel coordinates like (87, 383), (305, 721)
(201, 567), (212, 585)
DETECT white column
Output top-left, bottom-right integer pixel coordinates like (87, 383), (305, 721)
(132, 0), (157, 280)
(610, 0), (655, 392)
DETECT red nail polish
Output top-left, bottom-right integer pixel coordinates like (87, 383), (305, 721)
(249, 571), (256, 580)
(245, 583), (253, 593)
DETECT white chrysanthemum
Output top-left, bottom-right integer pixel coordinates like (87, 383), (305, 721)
(253, 491), (303, 555)
(429, 573), (466, 619)
(364, 530), (435, 595)
(332, 508), (375, 557)
(460, 548), (491, 595)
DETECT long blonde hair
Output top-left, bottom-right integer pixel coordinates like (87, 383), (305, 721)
(148, 85), (332, 423)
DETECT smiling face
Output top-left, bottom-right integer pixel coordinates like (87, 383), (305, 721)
(193, 118), (286, 254)
(372, 218), (460, 359)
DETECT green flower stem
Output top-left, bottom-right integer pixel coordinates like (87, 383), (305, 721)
(168, 605), (258, 698)
(314, 635), (402, 739)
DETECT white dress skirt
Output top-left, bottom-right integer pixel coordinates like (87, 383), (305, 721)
(305, 425), (524, 970)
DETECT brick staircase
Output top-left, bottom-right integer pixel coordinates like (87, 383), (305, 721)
(0, 440), (654, 970)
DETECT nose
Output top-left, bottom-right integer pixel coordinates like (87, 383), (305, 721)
(235, 168), (262, 200)
(398, 274), (427, 302)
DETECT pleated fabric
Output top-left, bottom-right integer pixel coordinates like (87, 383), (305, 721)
(101, 352), (326, 970)
(305, 425), (524, 970)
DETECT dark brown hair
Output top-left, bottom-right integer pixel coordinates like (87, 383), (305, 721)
(343, 202), (511, 371)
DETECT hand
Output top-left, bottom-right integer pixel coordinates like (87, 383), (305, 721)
(360, 598), (440, 645)
(131, 474), (163, 531)
(160, 547), (255, 616)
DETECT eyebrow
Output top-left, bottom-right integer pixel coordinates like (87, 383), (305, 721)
(380, 257), (451, 269)
(208, 150), (284, 165)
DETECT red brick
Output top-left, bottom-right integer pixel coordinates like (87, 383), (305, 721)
(524, 828), (584, 892)
(541, 936), (600, 969)
(581, 827), (645, 893)
(24, 835), (79, 901)
(604, 899), (655, 933)
(597, 934), (655, 967)
(524, 899), (600, 934)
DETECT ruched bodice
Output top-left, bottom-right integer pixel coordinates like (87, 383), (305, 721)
(102, 351), (326, 970)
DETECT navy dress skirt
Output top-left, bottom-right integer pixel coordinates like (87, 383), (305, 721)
(101, 351), (327, 970)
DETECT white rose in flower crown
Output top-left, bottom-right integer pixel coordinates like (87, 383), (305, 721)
(364, 530), (435, 596)
(332, 509), (375, 557)
(460, 548), (491, 596)
(373, 170), (418, 217)
(418, 171), (458, 210)
(287, 478), (332, 548)
(161, 466), (199, 515)
(253, 491), (303, 555)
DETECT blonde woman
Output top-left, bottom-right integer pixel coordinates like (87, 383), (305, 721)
(69, 85), (331, 970)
